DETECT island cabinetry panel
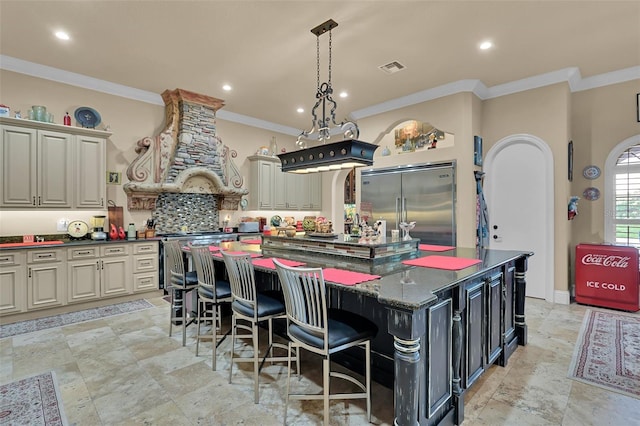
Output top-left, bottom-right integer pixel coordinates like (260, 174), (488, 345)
(248, 156), (322, 210)
(0, 117), (110, 209)
(27, 248), (66, 310)
(463, 270), (504, 388)
(0, 250), (26, 315)
(132, 241), (159, 292)
(100, 245), (131, 297)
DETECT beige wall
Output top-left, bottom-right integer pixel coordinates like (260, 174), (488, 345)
(570, 80), (640, 245)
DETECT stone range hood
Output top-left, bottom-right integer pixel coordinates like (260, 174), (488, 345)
(123, 88), (248, 211)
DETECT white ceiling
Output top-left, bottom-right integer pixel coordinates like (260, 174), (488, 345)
(1, 1), (639, 134)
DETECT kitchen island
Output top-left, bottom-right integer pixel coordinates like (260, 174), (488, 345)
(215, 236), (532, 426)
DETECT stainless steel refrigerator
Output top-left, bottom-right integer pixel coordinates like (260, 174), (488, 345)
(360, 162), (456, 245)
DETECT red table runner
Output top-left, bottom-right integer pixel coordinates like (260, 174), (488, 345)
(418, 244), (455, 252)
(212, 251), (262, 258)
(241, 239), (262, 245)
(403, 255), (481, 271)
(252, 257), (306, 270)
(321, 268), (381, 286)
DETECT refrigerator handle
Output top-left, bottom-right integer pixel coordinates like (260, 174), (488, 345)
(395, 197), (401, 228)
(402, 197), (407, 222)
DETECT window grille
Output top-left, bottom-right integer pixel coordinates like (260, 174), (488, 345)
(614, 144), (640, 248)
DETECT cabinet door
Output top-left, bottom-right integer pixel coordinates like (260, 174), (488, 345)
(250, 160), (275, 209)
(465, 281), (485, 387)
(67, 259), (101, 303)
(0, 125), (37, 207)
(38, 130), (72, 207)
(301, 173), (322, 210)
(487, 273), (503, 364)
(100, 257), (132, 297)
(0, 251), (26, 315)
(274, 165), (299, 209)
(75, 135), (105, 208)
(28, 262), (66, 310)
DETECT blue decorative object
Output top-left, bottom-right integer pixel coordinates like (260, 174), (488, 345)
(74, 107), (101, 128)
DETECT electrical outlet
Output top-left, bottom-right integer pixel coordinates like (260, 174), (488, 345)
(57, 218), (69, 232)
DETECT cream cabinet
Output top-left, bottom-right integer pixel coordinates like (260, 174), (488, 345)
(248, 156), (322, 210)
(27, 248), (66, 310)
(67, 244), (132, 302)
(0, 125), (72, 208)
(131, 241), (159, 292)
(67, 246), (101, 304)
(0, 117), (110, 209)
(100, 244), (132, 297)
(75, 135), (106, 208)
(249, 156), (277, 209)
(0, 251), (26, 315)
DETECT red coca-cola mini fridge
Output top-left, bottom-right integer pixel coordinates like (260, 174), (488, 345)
(575, 243), (639, 312)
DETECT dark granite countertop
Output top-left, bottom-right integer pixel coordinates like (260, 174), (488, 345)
(214, 241), (532, 310)
(0, 238), (161, 250)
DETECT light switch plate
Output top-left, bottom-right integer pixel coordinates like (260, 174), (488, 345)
(57, 218), (69, 232)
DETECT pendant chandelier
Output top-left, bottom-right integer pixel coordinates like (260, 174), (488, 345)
(278, 19), (378, 173)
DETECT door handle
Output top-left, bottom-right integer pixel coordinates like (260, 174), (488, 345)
(395, 197), (400, 229)
(402, 197), (407, 222)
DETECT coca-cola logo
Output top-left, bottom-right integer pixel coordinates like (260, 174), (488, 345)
(581, 254), (631, 268)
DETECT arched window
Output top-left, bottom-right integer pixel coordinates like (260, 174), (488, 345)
(605, 135), (640, 247)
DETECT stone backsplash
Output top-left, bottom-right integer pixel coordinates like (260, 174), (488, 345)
(152, 193), (220, 234)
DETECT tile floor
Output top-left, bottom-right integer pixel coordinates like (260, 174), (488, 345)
(1, 296), (639, 425)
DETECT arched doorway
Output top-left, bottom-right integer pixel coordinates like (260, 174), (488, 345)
(484, 134), (554, 301)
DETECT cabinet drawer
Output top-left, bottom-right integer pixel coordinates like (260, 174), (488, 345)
(133, 256), (158, 273)
(133, 242), (158, 255)
(67, 246), (99, 260)
(133, 274), (158, 292)
(27, 248), (63, 263)
(0, 251), (25, 266)
(101, 245), (129, 257)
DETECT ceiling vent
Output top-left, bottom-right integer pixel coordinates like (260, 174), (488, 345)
(378, 61), (406, 74)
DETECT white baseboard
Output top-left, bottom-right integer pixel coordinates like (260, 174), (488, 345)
(554, 290), (571, 305)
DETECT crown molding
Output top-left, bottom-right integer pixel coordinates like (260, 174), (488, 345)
(2, 55), (637, 133)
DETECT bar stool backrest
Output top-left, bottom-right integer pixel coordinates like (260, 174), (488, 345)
(274, 260), (329, 352)
(190, 246), (217, 301)
(165, 240), (186, 288)
(222, 252), (257, 313)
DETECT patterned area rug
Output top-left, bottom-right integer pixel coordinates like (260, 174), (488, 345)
(0, 299), (154, 339)
(0, 371), (68, 425)
(568, 309), (640, 399)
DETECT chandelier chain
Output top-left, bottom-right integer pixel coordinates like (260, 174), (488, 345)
(328, 30), (332, 86)
(316, 35), (320, 91)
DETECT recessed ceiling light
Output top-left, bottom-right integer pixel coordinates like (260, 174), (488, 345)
(339, 91), (348, 98)
(479, 41), (493, 50)
(222, 84), (232, 91)
(296, 107), (304, 113)
(55, 31), (70, 41)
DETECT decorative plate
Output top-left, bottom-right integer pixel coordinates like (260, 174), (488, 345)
(270, 215), (282, 227)
(74, 106), (101, 128)
(583, 187), (600, 201)
(582, 165), (601, 180)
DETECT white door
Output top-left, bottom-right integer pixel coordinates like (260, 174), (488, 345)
(484, 134), (554, 301)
